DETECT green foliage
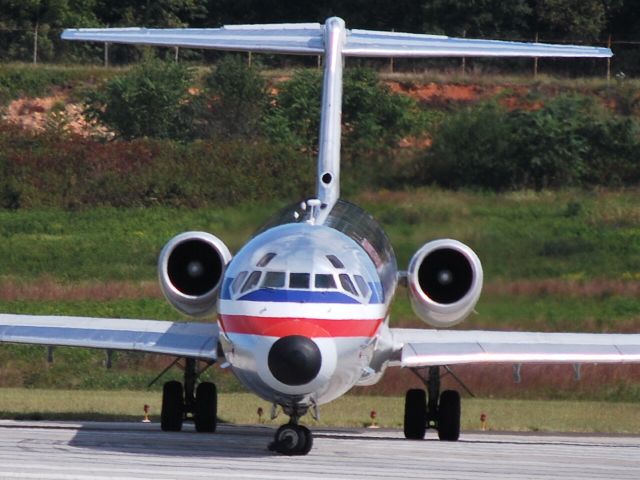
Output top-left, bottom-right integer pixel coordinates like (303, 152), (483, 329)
(342, 68), (427, 151)
(0, 64), (113, 104)
(201, 55), (269, 138)
(534, 0), (606, 40)
(2, 1), (640, 73)
(0, 122), (312, 210)
(425, 94), (640, 190)
(264, 69), (322, 152)
(265, 68), (426, 154)
(83, 59), (196, 140)
(423, 0), (532, 37)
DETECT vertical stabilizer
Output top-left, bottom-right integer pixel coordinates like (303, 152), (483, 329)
(315, 17), (345, 223)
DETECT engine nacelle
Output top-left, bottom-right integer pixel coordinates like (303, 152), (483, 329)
(158, 231), (232, 318)
(407, 239), (483, 328)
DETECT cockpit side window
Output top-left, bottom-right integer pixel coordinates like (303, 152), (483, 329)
(231, 271), (248, 294)
(290, 273), (310, 289)
(354, 275), (370, 299)
(263, 271), (286, 288)
(326, 254), (345, 269)
(241, 270), (262, 293)
(256, 252), (276, 267)
(315, 273), (337, 289)
(339, 273), (358, 296)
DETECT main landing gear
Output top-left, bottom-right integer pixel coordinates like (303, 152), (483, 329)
(269, 411), (314, 456)
(404, 366), (462, 441)
(159, 357), (218, 433)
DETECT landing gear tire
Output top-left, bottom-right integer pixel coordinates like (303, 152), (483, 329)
(438, 390), (461, 441)
(297, 426), (313, 455)
(404, 389), (427, 440)
(269, 424), (313, 456)
(194, 382), (217, 433)
(161, 380), (184, 432)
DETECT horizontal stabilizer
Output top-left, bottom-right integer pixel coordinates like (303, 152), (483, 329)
(62, 18), (612, 59)
(392, 328), (640, 367)
(62, 24), (325, 55)
(0, 314), (218, 361)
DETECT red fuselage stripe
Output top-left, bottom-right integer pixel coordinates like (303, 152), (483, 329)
(219, 314), (383, 338)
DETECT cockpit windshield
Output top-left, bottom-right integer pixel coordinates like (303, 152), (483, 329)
(231, 267), (372, 303)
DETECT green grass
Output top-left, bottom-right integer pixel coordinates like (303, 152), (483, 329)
(0, 189), (639, 282)
(0, 63), (123, 104)
(363, 188), (640, 279)
(0, 389), (638, 434)
(0, 189), (639, 397)
(0, 205), (276, 281)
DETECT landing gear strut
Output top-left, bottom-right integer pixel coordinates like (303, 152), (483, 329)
(269, 412), (313, 456)
(159, 357), (217, 433)
(403, 366), (461, 441)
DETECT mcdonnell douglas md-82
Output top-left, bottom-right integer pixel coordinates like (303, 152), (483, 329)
(1, 18), (639, 455)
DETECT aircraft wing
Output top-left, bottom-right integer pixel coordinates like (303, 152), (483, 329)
(62, 21), (612, 58)
(0, 314), (218, 361)
(391, 328), (640, 367)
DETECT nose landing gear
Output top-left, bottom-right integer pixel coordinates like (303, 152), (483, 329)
(269, 409), (314, 456)
(269, 422), (313, 455)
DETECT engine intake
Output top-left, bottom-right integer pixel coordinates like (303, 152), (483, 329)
(158, 231), (232, 317)
(407, 239), (482, 328)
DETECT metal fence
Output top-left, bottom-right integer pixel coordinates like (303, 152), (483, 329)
(2, 26), (640, 79)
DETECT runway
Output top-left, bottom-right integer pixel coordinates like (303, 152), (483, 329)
(0, 421), (639, 479)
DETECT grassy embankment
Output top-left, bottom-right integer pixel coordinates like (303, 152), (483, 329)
(0, 188), (639, 404)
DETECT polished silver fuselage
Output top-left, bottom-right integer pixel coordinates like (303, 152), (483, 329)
(217, 201), (397, 409)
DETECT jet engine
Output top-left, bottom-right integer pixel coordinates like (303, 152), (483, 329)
(158, 231), (232, 317)
(407, 239), (483, 328)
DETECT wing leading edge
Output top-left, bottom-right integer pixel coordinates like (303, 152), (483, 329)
(0, 314), (218, 361)
(62, 18), (612, 59)
(392, 329), (640, 367)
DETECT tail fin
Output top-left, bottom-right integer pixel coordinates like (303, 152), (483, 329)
(63, 17), (611, 219)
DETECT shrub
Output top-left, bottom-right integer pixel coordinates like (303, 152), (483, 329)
(201, 55), (269, 139)
(425, 94), (640, 190)
(264, 67), (427, 154)
(83, 59), (196, 140)
(263, 69), (322, 153)
(0, 122), (312, 209)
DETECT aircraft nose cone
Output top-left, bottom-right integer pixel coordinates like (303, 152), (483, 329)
(268, 335), (322, 386)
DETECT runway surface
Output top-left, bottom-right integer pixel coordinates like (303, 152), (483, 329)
(0, 420), (639, 479)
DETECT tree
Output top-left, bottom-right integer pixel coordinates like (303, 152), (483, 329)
(264, 67), (425, 153)
(532, 0), (607, 40)
(423, 0), (532, 38)
(84, 59), (196, 140)
(0, 0), (98, 61)
(201, 55), (269, 138)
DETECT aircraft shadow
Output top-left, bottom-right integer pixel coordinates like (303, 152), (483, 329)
(67, 422), (640, 458)
(68, 422), (279, 459)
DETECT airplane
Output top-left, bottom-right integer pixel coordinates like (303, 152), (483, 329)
(1, 17), (639, 456)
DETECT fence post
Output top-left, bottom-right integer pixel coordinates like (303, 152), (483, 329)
(461, 30), (466, 75)
(607, 34), (612, 82)
(33, 22), (38, 64)
(389, 29), (395, 73)
(533, 32), (539, 79)
(174, 46), (179, 62)
(104, 42), (109, 67)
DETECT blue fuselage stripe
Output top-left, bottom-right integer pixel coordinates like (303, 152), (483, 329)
(238, 289), (361, 304)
